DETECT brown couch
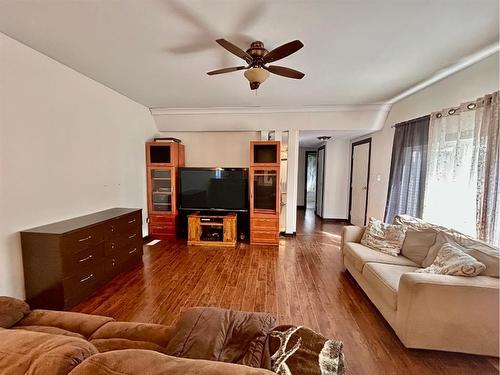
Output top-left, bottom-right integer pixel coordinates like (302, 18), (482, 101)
(0, 297), (345, 374)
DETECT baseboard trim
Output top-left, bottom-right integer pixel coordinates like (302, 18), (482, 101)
(280, 232), (296, 237)
(321, 218), (350, 224)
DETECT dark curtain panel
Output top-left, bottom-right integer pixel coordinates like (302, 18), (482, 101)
(385, 115), (430, 223)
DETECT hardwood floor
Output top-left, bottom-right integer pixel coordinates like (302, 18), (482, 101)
(73, 209), (499, 374)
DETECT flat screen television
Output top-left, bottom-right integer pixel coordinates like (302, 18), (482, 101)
(180, 168), (249, 212)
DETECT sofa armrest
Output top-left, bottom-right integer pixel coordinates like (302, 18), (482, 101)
(341, 225), (365, 248)
(396, 272), (499, 356)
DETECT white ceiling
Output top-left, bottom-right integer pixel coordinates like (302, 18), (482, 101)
(0, 0), (498, 109)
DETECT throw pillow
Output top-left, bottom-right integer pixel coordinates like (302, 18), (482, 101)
(360, 217), (406, 256)
(421, 231), (499, 277)
(416, 242), (486, 276)
(269, 325), (344, 375)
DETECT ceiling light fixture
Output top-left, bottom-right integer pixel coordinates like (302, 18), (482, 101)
(244, 67), (270, 90)
(317, 136), (332, 141)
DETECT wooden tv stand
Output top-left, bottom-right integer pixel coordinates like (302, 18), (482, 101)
(187, 212), (237, 247)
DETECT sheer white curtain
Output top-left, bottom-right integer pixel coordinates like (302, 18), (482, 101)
(423, 105), (477, 236)
(423, 92), (499, 246)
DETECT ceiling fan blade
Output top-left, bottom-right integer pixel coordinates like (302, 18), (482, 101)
(265, 65), (305, 79)
(216, 39), (253, 64)
(263, 40), (304, 64)
(207, 66), (247, 75)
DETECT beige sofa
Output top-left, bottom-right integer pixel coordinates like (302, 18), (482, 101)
(341, 222), (499, 357)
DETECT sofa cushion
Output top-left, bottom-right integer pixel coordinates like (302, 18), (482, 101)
(12, 325), (86, 339)
(343, 242), (418, 273)
(361, 217), (406, 256)
(16, 309), (113, 338)
(0, 327), (98, 375)
(69, 349), (275, 375)
(90, 338), (168, 354)
(0, 296), (29, 328)
(422, 231), (499, 277)
(362, 263), (419, 310)
(90, 321), (174, 348)
(401, 229), (438, 265)
(165, 307), (275, 369)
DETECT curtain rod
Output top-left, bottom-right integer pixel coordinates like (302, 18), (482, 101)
(391, 114), (430, 128)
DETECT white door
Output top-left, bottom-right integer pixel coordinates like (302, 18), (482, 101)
(350, 142), (370, 226)
(316, 147), (325, 217)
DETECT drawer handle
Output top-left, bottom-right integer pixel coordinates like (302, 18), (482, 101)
(78, 235), (92, 242)
(129, 248), (137, 254)
(128, 219), (136, 224)
(78, 255), (93, 263)
(128, 234), (137, 239)
(80, 273), (94, 283)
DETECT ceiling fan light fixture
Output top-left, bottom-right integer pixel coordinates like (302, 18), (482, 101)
(244, 67), (269, 90)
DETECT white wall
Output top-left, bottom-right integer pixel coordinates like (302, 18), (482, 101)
(320, 139), (351, 219)
(158, 131), (259, 167)
(297, 147), (317, 206)
(354, 52), (500, 221)
(0, 33), (156, 298)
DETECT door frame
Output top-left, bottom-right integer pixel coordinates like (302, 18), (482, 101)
(304, 151), (317, 209)
(348, 138), (371, 225)
(315, 145), (326, 217)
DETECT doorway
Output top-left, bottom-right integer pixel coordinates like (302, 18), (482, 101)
(315, 146), (325, 217)
(304, 151), (317, 209)
(349, 139), (371, 226)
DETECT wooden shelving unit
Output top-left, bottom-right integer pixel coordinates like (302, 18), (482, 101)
(187, 213), (237, 247)
(249, 141), (280, 246)
(146, 141), (184, 240)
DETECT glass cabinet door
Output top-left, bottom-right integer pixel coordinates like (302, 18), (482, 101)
(150, 168), (173, 212)
(253, 169), (278, 212)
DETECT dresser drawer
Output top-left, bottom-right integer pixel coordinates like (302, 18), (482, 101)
(105, 227), (142, 256)
(122, 241), (143, 262)
(104, 211), (142, 239)
(251, 230), (279, 245)
(62, 242), (104, 276)
(63, 263), (104, 307)
(251, 217), (279, 230)
(62, 226), (104, 254)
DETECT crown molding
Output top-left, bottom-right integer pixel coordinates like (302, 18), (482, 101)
(150, 104), (391, 116)
(388, 42), (499, 104)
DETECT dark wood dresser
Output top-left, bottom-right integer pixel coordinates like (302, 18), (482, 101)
(21, 208), (143, 310)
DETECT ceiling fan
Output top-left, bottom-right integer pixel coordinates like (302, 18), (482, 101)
(207, 39), (305, 90)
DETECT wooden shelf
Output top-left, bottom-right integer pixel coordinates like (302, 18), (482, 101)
(200, 222), (223, 227)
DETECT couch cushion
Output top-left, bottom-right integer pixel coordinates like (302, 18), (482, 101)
(90, 338), (168, 354)
(422, 231), (499, 277)
(0, 296), (29, 328)
(90, 321), (174, 348)
(12, 325), (86, 339)
(401, 229), (438, 265)
(69, 349), (275, 375)
(0, 327), (97, 375)
(165, 307), (275, 369)
(343, 242), (418, 273)
(362, 263), (419, 310)
(16, 309), (113, 338)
